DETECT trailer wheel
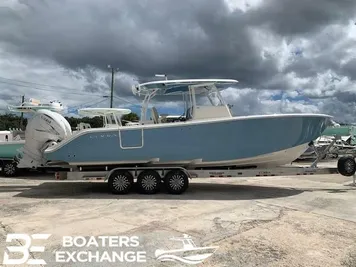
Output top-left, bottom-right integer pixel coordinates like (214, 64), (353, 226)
(136, 170), (160, 194)
(108, 170), (133, 194)
(2, 161), (18, 177)
(164, 170), (189, 194)
(337, 157), (356, 176)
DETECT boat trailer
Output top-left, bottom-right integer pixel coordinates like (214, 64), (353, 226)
(51, 152), (356, 195)
(2, 139), (356, 194)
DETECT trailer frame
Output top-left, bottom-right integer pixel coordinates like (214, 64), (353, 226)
(3, 138), (356, 194)
(56, 152), (355, 195)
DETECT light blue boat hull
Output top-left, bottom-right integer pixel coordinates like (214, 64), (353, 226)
(0, 141), (25, 159)
(44, 114), (330, 168)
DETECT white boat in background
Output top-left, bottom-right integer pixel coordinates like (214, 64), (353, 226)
(75, 107), (140, 129)
(0, 130), (25, 159)
(159, 115), (182, 123)
(77, 107), (132, 127)
(8, 98), (64, 113)
(15, 78), (332, 170)
(316, 135), (355, 149)
(74, 122), (92, 132)
(298, 134), (356, 160)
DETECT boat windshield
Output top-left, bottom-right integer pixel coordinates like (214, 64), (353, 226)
(199, 90), (225, 106)
(135, 79), (238, 123)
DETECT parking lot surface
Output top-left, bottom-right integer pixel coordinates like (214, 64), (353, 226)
(1, 164), (356, 266)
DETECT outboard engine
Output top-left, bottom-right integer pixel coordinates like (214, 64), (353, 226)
(17, 109), (72, 168)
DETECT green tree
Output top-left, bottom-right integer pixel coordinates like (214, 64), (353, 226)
(121, 112), (139, 125)
(64, 116), (103, 129)
(0, 112), (140, 130)
(0, 114), (27, 130)
(0, 114), (104, 130)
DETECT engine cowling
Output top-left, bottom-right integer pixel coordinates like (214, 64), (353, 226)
(17, 109), (72, 168)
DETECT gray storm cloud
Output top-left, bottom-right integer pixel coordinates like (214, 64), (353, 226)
(1, 0), (356, 121)
(1, 0), (356, 86)
(0, 1), (301, 85)
(247, 0), (356, 36)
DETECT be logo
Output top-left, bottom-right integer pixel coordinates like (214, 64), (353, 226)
(3, 234), (51, 265)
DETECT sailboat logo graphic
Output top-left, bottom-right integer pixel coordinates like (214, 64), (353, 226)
(155, 234), (218, 265)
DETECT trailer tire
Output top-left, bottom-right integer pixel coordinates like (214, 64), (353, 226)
(2, 161), (18, 177)
(164, 170), (189, 194)
(108, 170), (133, 194)
(337, 156), (356, 176)
(137, 170), (160, 194)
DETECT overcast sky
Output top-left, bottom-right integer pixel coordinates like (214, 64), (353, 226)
(1, 0), (356, 122)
